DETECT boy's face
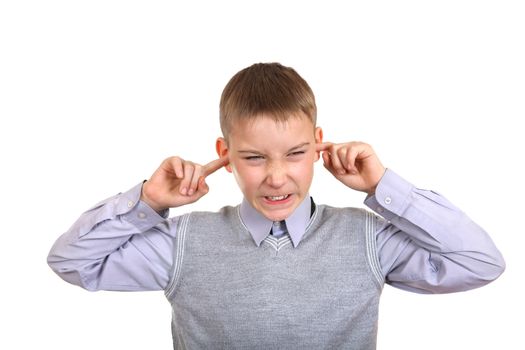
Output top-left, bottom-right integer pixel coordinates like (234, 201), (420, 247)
(217, 114), (322, 221)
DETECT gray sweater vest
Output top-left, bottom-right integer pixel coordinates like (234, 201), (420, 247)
(165, 204), (384, 349)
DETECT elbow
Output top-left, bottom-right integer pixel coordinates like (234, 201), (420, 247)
(483, 249), (506, 282)
(47, 249), (66, 280)
(422, 250), (506, 294)
(455, 223), (506, 287)
(47, 250), (63, 274)
(47, 253), (99, 292)
(497, 255), (506, 277)
(453, 250), (506, 292)
(469, 241), (506, 285)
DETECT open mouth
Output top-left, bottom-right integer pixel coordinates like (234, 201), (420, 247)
(264, 194), (291, 202)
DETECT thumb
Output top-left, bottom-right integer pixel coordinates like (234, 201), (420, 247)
(322, 150), (334, 172)
(196, 176), (210, 195)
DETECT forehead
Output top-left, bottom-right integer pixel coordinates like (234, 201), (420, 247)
(229, 114), (315, 151)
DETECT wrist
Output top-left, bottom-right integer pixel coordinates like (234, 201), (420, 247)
(367, 166), (386, 196)
(140, 182), (166, 213)
(366, 186), (377, 197)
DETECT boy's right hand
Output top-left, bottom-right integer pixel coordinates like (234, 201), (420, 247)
(140, 156), (230, 212)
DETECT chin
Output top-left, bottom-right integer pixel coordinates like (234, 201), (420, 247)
(260, 208), (294, 222)
(256, 193), (304, 221)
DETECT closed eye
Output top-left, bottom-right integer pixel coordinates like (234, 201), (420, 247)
(245, 155), (264, 161)
(288, 151), (305, 157)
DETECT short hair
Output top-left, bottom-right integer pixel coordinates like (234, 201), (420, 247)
(219, 63), (317, 139)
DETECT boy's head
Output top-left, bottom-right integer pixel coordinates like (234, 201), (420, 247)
(219, 62), (317, 142)
(216, 63), (323, 221)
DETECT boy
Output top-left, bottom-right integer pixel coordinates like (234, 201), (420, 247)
(48, 63), (505, 349)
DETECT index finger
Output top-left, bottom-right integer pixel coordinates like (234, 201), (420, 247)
(203, 155), (230, 177)
(315, 142), (333, 152)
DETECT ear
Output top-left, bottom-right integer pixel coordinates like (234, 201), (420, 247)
(314, 127), (323, 161)
(216, 137), (233, 173)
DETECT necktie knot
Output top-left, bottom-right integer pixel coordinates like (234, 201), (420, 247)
(271, 220), (287, 238)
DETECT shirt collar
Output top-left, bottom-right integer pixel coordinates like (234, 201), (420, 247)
(239, 195), (312, 248)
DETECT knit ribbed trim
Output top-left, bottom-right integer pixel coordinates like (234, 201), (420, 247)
(365, 211), (384, 288)
(263, 235), (292, 251)
(165, 213), (191, 299)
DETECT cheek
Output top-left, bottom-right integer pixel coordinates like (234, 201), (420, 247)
(290, 159), (315, 183)
(231, 163), (261, 192)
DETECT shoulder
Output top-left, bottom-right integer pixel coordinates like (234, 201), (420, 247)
(187, 205), (238, 218)
(177, 205), (239, 227)
(316, 203), (370, 219)
(314, 204), (382, 230)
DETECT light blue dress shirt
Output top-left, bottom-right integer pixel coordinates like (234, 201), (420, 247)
(48, 169), (505, 294)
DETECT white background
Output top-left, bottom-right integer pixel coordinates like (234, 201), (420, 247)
(1, 1), (523, 349)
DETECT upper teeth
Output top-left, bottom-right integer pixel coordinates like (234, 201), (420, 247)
(268, 195), (287, 201)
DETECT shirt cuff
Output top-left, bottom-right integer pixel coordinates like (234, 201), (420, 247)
(116, 182), (169, 231)
(364, 169), (414, 221)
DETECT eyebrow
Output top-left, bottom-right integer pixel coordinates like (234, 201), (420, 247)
(287, 142), (310, 152)
(238, 142), (310, 154)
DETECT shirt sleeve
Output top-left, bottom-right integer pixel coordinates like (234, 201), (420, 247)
(364, 169), (505, 294)
(47, 182), (178, 292)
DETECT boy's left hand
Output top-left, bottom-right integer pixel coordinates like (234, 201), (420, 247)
(316, 142), (386, 195)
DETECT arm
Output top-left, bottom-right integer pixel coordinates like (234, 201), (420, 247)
(47, 155), (229, 291)
(317, 141), (505, 293)
(47, 183), (176, 291)
(365, 169), (505, 293)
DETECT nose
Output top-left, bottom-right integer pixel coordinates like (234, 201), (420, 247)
(265, 162), (287, 188)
